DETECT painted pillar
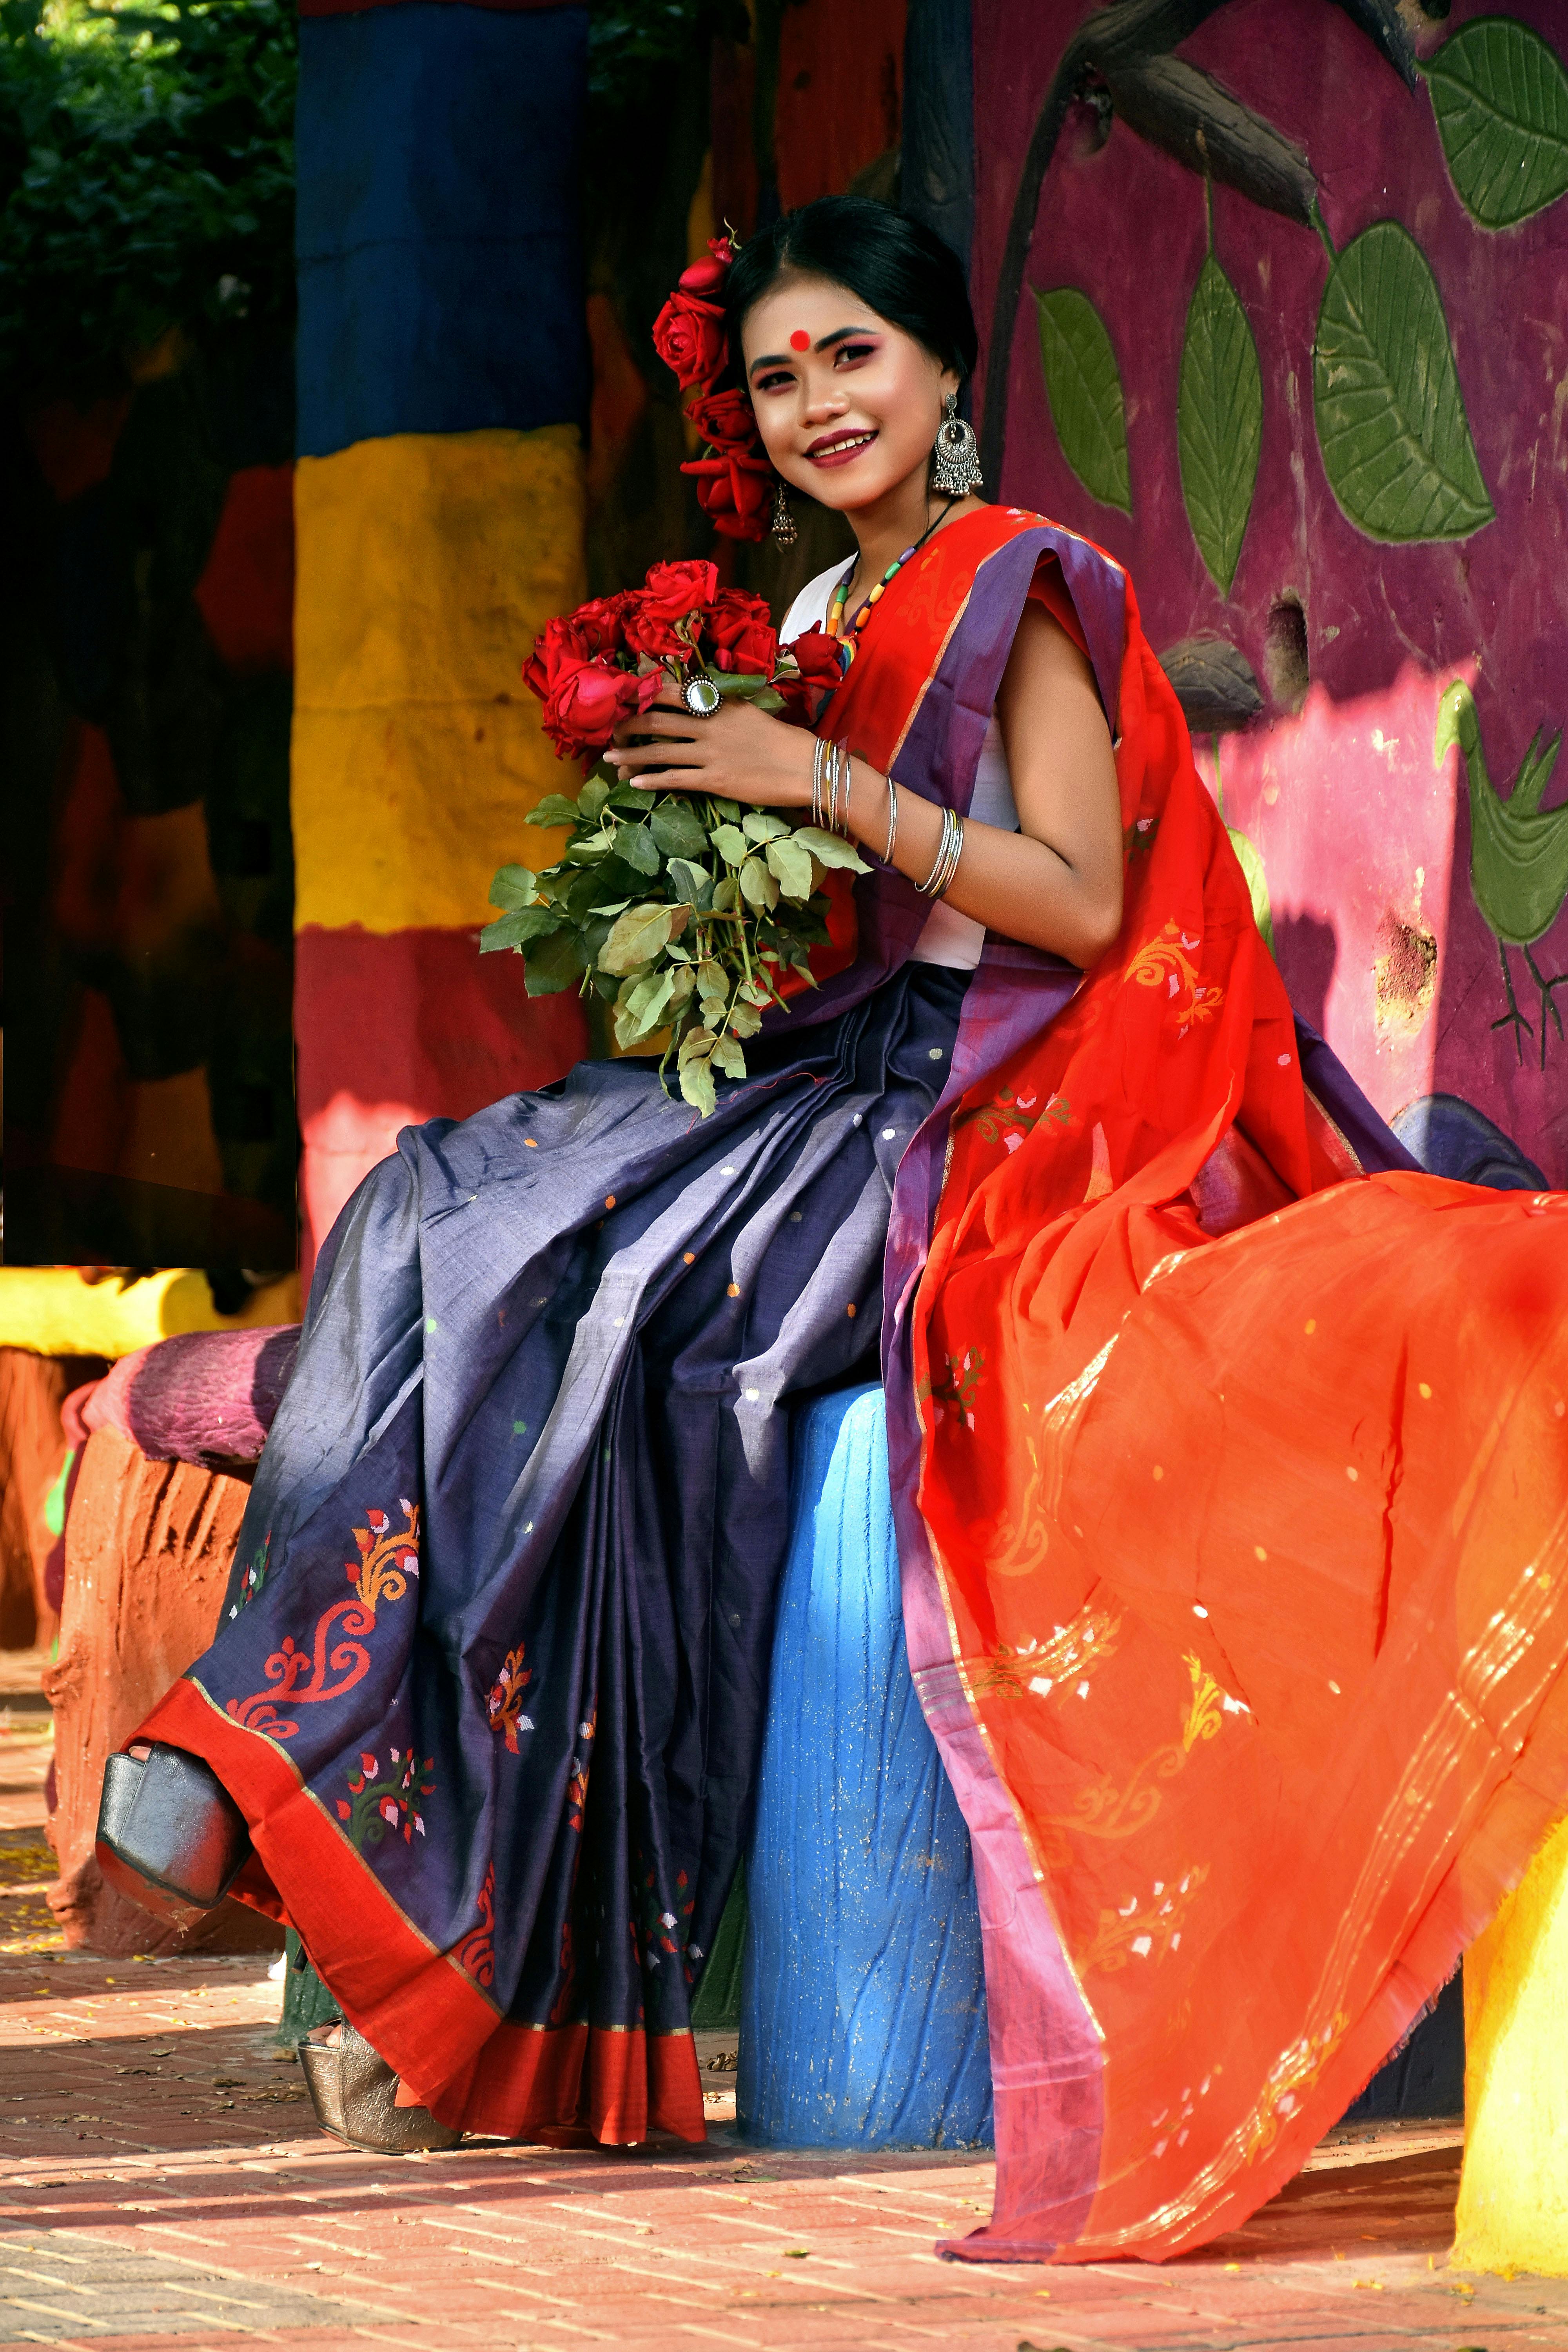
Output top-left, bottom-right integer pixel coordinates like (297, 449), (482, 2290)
(292, 0), (590, 1275)
(1452, 1818), (1568, 2277)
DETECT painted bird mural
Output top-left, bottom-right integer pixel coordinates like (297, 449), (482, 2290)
(1435, 680), (1568, 1068)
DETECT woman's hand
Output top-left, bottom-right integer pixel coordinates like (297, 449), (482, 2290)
(605, 697), (815, 810)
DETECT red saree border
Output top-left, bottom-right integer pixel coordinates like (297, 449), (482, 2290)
(138, 1678), (704, 2145)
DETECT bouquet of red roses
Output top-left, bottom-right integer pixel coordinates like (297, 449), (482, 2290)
(486, 558), (860, 1116)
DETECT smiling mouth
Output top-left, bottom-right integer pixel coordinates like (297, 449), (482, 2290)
(805, 430), (878, 467)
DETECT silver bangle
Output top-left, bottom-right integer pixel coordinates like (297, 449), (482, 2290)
(811, 737), (828, 829)
(882, 773), (899, 866)
(918, 806), (964, 898)
(837, 744), (852, 837)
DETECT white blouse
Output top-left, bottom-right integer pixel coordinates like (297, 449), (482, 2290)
(780, 560), (1020, 970)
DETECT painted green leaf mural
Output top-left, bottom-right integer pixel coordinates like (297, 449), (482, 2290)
(1034, 287), (1131, 514)
(1423, 17), (1568, 230)
(1178, 253), (1263, 596)
(1313, 221), (1494, 543)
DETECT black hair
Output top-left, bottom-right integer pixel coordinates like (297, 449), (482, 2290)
(724, 196), (978, 388)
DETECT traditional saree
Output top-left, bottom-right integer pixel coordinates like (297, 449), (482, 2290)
(138, 503), (1568, 2262)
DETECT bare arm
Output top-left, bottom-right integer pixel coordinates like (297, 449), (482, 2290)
(606, 603), (1124, 969)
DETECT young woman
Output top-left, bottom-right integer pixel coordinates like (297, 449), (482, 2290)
(106, 200), (1568, 2266)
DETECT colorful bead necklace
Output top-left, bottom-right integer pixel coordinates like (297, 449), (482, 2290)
(825, 501), (954, 673)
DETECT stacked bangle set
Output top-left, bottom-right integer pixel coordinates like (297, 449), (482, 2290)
(810, 736), (851, 837)
(808, 737), (964, 900)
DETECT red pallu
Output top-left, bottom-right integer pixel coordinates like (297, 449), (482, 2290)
(821, 504), (1568, 2261)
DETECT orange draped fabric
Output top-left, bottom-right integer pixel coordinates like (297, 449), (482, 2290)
(822, 504), (1568, 2261)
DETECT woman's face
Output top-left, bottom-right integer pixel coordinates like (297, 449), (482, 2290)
(740, 271), (956, 514)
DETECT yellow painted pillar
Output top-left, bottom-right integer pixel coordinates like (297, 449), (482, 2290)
(1453, 1815), (1568, 2275)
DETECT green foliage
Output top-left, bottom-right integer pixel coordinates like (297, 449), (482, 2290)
(1313, 220), (1493, 543)
(1424, 16), (1568, 230)
(0, 0), (296, 394)
(484, 774), (867, 1115)
(1178, 251), (1262, 598)
(1034, 285), (1131, 515)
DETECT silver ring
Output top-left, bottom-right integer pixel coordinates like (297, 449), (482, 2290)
(682, 674), (721, 719)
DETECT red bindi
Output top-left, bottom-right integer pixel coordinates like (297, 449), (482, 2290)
(789, 330), (810, 352)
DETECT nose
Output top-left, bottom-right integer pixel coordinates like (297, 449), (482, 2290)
(797, 370), (848, 429)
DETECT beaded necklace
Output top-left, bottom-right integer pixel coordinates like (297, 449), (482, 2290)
(825, 500), (954, 673)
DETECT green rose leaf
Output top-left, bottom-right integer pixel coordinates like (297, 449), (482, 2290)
(792, 826), (870, 873)
(1313, 221), (1493, 542)
(710, 797), (742, 824)
(765, 836), (815, 903)
(608, 783), (658, 812)
(488, 863), (539, 911)
(526, 793), (583, 829)
(666, 857), (714, 911)
(711, 823), (751, 867)
(600, 902), (677, 975)
(564, 832), (613, 864)
(712, 874), (741, 913)
(710, 1034), (748, 1080)
(738, 855), (779, 913)
(728, 999), (764, 1039)
(742, 811), (789, 842)
(523, 926), (585, 996)
(696, 958), (729, 1004)
(578, 775), (612, 820)
(680, 1058), (717, 1117)
(1178, 252), (1263, 597)
(650, 800), (710, 859)
(1034, 286), (1132, 514)
(479, 904), (565, 954)
(618, 823), (661, 875)
(1424, 18), (1568, 229)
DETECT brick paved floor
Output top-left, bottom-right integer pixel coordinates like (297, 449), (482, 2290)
(2, 1646), (1565, 2352)
(3, 1939), (1566, 2352)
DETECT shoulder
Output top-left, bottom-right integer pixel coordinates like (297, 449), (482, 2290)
(780, 557), (851, 642)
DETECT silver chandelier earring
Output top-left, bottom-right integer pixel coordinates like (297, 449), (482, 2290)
(931, 392), (983, 497)
(770, 476), (797, 548)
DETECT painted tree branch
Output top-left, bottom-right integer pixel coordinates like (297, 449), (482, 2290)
(979, 0), (1417, 487)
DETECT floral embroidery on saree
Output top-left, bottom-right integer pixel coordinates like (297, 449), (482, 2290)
(336, 1746), (435, 1848)
(1124, 918), (1225, 1034)
(486, 1646), (534, 1751)
(225, 1498), (420, 1738)
(455, 1862), (496, 1989)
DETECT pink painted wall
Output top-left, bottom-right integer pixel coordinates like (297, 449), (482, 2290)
(973, 0), (1568, 1181)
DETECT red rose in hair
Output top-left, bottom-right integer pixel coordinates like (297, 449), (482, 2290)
(652, 288), (726, 392)
(677, 237), (734, 301)
(682, 449), (773, 542)
(772, 625), (844, 716)
(539, 658), (661, 760)
(687, 386), (762, 457)
(622, 558), (721, 661)
(705, 588), (778, 677)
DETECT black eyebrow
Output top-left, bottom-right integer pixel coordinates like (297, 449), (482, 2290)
(748, 327), (878, 379)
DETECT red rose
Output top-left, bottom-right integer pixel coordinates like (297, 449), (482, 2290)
(521, 602), (631, 704)
(540, 658), (662, 760)
(772, 625), (844, 717)
(687, 386), (762, 457)
(678, 237), (734, 301)
(704, 588), (778, 676)
(622, 558), (721, 662)
(652, 287), (726, 392)
(642, 557), (719, 621)
(569, 592), (631, 659)
(681, 449), (773, 542)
